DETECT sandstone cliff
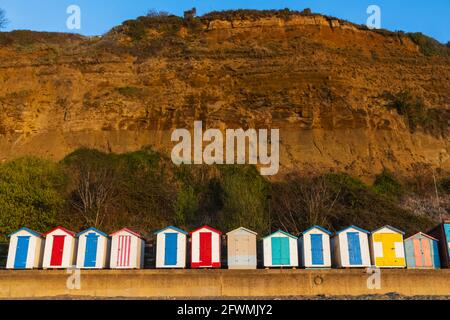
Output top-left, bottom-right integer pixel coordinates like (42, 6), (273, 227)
(0, 10), (449, 180)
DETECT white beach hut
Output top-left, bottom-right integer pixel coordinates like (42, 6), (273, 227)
(154, 226), (188, 268)
(76, 227), (110, 269)
(6, 228), (44, 269)
(226, 227), (258, 269)
(299, 225), (332, 268)
(42, 226), (77, 269)
(332, 225), (371, 268)
(109, 228), (145, 269)
(263, 230), (298, 268)
(190, 225), (222, 268)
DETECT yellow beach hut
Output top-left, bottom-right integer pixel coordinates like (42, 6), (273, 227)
(370, 225), (406, 268)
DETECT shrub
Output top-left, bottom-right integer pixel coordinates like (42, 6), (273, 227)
(407, 32), (449, 56)
(115, 86), (146, 98)
(386, 90), (448, 136)
(0, 157), (66, 240)
(218, 165), (269, 235)
(441, 178), (450, 194)
(373, 170), (404, 199)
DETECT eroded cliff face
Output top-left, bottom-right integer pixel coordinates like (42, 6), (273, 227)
(0, 13), (449, 180)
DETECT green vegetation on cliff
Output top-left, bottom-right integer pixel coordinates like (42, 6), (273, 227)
(0, 147), (446, 241)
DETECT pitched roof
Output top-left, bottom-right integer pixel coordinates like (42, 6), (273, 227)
(77, 227), (109, 237)
(372, 225), (405, 235)
(336, 225), (370, 235)
(301, 225), (332, 236)
(263, 229), (297, 240)
(154, 226), (188, 235)
(405, 232), (438, 242)
(226, 227), (257, 236)
(110, 228), (143, 238)
(43, 226), (76, 237)
(8, 227), (43, 238)
(190, 225), (222, 235)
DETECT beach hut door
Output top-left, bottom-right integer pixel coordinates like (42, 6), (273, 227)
(14, 236), (30, 269)
(117, 235), (131, 267)
(84, 233), (99, 267)
(234, 235), (250, 264)
(413, 239), (432, 267)
(311, 234), (324, 265)
(200, 232), (212, 265)
(347, 232), (362, 265)
(50, 235), (65, 266)
(164, 233), (178, 265)
(271, 237), (290, 265)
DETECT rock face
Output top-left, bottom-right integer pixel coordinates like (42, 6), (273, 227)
(0, 12), (449, 180)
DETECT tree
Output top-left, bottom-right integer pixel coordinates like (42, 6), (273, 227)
(272, 174), (340, 233)
(0, 9), (7, 29)
(63, 149), (117, 228)
(219, 165), (269, 235)
(0, 157), (66, 240)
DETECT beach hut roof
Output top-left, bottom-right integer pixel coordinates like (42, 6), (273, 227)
(110, 228), (143, 239)
(43, 226), (76, 237)
(8, 227), (42, 238)
(301, 225), (332, 236)
(263, 229), (298, 240)
(154, 225), (188, 235)
(190, 225), (222, 235)
(77, 227), (108, 237)
(372, 225), (405, 235)
(336, 225), (370, 235)
(405, 232), (438, 242)
(226, 227), (257, 235)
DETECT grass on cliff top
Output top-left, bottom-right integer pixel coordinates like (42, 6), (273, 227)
(0, 147), (445, 242)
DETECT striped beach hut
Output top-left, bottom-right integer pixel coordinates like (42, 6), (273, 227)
(190, 225), (221, 268)
(332, 226), (371, 268)
(42, 226), (77, 269)
(76, 227), (110, 269)
(299, 226), (332, 268)
(109, 228), (145, 269)
(263, 230), (298, 268)
(428, 220), (450, 268)
(370, 225), (406, 268)
(405, 232), (440, 269)
(154, 226), (188, 268)
(6, 228), (44, 269)
(226, 227), (257, 269)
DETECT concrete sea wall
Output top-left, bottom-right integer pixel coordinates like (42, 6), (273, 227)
(0, 269), (449, 299)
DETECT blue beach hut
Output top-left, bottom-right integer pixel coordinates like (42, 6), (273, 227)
(155, 226), (188, 268)
(6, 228), (44, 269)
(76, 227), (110, 269)
(331, 225), (371, 268)
(299, 225), (332, 268)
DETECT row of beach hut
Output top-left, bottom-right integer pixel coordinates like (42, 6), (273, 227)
(6, 221), (450, 270)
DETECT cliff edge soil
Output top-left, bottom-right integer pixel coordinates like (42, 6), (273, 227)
(0, 11), (449, 180)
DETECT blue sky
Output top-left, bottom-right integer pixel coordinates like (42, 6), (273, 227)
(1, 0), (449, 43)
